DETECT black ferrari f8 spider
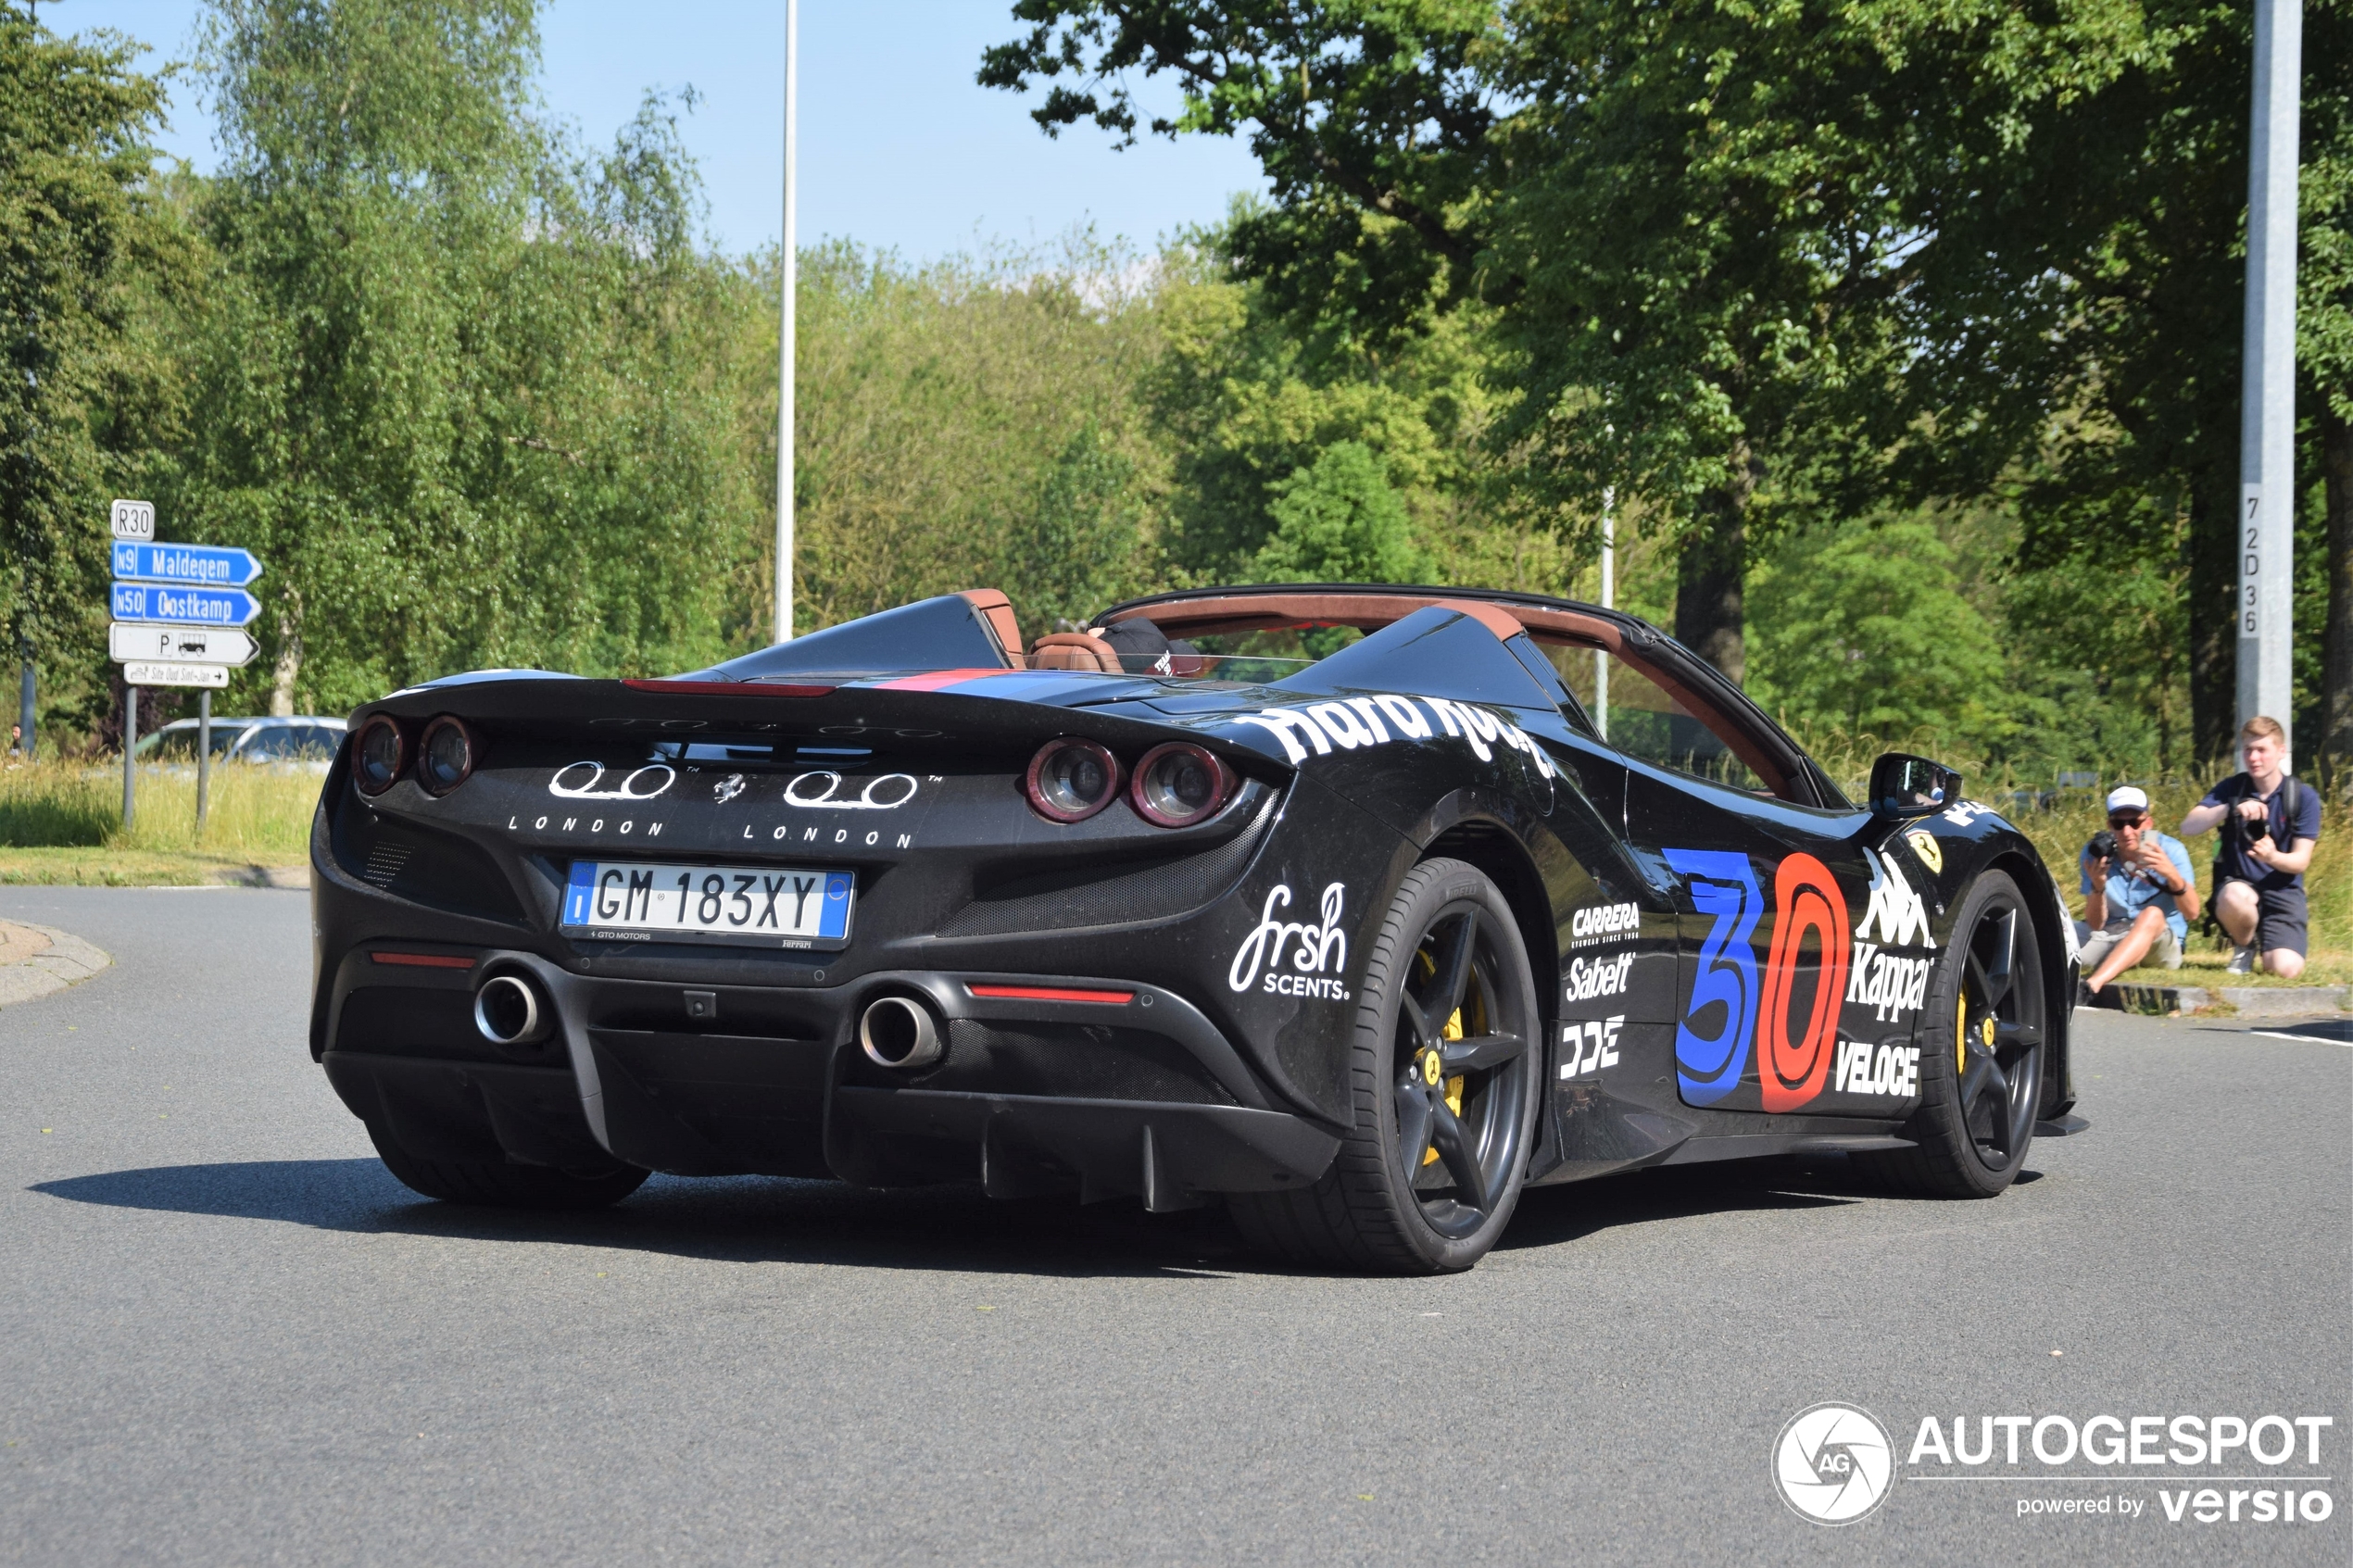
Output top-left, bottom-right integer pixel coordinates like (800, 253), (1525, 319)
(312, 583), (2085, 1273)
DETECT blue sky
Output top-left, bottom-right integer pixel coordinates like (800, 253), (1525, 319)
(48, 0), (1268, 259)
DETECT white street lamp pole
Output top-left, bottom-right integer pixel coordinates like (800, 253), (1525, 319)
(2238, 0), (2300, 743)
(774, 0), (799, 645)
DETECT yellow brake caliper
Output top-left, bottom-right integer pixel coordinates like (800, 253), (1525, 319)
(1414, 948), (1468, 1167)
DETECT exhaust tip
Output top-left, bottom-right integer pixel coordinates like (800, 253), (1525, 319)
(474, 973), (553, 1047)
(860, 995), (943, 1069)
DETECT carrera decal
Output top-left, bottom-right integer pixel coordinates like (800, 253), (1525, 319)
(1758, 854), (1852, 1112)
(1569, 901), (1640, 947)
(1662, 848), (1761, 1105)
(1230, 696), (1556, 780)
(1228, 883), (1352, 1000)
(1903, 830), (1943, 875)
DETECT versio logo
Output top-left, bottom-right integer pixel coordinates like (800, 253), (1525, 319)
(1775, 1403), (1895, 1524)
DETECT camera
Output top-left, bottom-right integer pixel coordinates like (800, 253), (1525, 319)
(2087, 829), (2120, 864)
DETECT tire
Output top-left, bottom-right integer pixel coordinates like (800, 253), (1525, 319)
(366, 1120), (649, 1210)
(1856, 869), (2045, 1198)
(1230, 858), (1543, 1273)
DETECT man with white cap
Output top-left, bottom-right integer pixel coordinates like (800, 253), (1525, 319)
(2078, 784), (2200, 996)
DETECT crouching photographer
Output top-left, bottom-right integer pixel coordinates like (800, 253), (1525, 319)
(2078, 786), (2200, 997)
(2180, 716), (2320, 978)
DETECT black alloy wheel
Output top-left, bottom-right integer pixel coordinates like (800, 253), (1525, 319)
(1857, 869), (2045, 1198)
(1229, 858), (1541, 1273)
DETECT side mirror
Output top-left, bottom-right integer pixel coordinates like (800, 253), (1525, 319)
(1869, 752), (1961, 819)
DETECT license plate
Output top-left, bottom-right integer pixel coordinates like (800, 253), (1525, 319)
(561, 860), (853, 948)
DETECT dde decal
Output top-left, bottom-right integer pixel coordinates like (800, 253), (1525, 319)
(1558, 1014), (1623, 1080)
(1228, 883), (1352, 1000)
(1230, 695), (1556, 780)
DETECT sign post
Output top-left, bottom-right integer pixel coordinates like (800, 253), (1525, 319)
(106, 501), (265, 836)
(2237, 0), (2301, 745)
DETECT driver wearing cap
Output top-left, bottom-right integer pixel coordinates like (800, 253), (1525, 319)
(2078, 785), (2200, 997)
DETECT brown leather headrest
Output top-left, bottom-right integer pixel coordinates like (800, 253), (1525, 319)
(1027, 633), (1121, 672)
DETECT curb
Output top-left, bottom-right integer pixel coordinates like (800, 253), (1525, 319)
(2083, 982), (2350, 1018)
(0, 921), (112, 1009)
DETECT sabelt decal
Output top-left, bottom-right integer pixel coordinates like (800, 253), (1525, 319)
(1558, 1014), (1623, 1080)
(1228, 883), (1352, 1000)
(1563, 951), (1633, 1003)
(550, 761), (676, 800)
(1230, 695), (1556, 779)
(1903, 829), (1943, 875)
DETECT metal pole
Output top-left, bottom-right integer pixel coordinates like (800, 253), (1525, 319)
(15, 640), (30, 757)
(195, 687), (211, 834)
(2238, 0), (2301, 746)
(121, 684), (136, 831)
(1595, 487), (1614, 741)
(773, 0), (798, 645)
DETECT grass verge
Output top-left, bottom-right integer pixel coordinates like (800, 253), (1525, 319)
(0, 847), (308, 886)
(1, 759), (315, 884)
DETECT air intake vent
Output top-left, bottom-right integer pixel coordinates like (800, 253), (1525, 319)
(937, 791), (1277, 938)
(332, 804), (527, 925)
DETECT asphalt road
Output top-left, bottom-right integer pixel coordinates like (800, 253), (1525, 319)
(1, 886), (2346, 1566)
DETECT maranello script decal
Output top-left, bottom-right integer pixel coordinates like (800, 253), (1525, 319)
(1228, 883), (1351, 1000)
(1229, 695), (1555, 778)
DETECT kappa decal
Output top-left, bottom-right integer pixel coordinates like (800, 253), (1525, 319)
(1856, 847), (1935, 948)
(1228, 883), (1352, 1000)
(1564, 951), (1634, 1003)
(1846, 946), (1932, 1022)
(1231, 695), (1556, 780)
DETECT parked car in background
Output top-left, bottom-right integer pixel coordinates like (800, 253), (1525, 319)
(136, 716), (348, 771)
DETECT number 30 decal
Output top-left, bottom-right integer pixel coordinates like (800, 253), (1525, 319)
(1759, 854), (1853, 1111)
(1667, 848), (1857, 1111)
(1662, 848), (1760, 1105)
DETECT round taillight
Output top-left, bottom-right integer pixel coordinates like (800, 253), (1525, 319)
(1026, 737), (1121, 822)
(1130, 742), (1235, 828)
(418, 717), (476, 796)
(353, 717), (405, 797)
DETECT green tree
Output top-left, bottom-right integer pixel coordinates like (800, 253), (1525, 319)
(0, 6), (194, 742)
(1001, 419), (1150, 633)
(1252, 439), (1429, 584)
(1746, 518), (2004, 746)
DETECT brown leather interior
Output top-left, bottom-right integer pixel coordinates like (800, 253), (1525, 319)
(1026, 632), (1121, 672)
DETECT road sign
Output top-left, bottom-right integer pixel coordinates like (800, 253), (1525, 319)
(110, 541), (263, 588)
(109, 499), (155, 541)
(108, 623), (258, 667)
(108, 583), (261, 627)
(122, 661), (229, 689)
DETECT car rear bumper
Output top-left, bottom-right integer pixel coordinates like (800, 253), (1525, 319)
(316, 944), (1340, 1205)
